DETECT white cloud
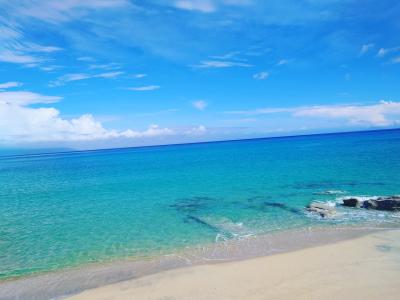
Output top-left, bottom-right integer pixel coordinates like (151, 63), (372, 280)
(77, 56), (96, 62)
(0, 50), (41, 64)
(0, 82), (23, 89)
(174, 0), (216, 13)
(377, 48), (388, 58)
(185, 125), (207, 135)
(0, 25), (61, 66)
(192, 100), (208, 111)
(40, 65), (60, 72)
(127, 85), (160, 91)
(226, 101), (400, 127)
(173, 0), (252, 13)
(194, 60), (252, 68)
(88, 63), (122, 70)
(0, 90), (176, 143)
(0, 91), (61, 105)
(277, 59), (289, 66)
(293, 101), (400, 126)
(0, 108), (173, 143)
(359, 43), (375, 55)
(50, 71), (124, 86)
(133, 74), (147, 78)
(20, 43), (62, 53)
(16, 0), (130, 23)
(210, 51), (241, 60)
(392, 56), (400, 64)
(95, 71), (123, 78)
(376, 47), (400, 58)
(253, 71), (269, 80)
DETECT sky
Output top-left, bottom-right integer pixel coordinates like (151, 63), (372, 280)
(0, 0), (400, 150)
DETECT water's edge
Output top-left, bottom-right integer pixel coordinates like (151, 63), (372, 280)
(0, 225), (388, 300)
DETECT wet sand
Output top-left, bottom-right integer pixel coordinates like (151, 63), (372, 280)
(67, 229), (400, 300)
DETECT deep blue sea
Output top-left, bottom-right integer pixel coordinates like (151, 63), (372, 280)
(1, 129), (400, 280)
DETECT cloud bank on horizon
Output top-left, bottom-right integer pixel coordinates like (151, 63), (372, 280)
(0, 0), (399, 148)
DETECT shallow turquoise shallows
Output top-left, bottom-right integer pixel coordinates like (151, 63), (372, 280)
(1, 129), (400, 279)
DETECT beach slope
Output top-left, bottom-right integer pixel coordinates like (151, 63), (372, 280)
(67, 230), (400, 300)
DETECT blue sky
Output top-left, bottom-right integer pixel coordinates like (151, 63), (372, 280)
(0, 0), (400, 149)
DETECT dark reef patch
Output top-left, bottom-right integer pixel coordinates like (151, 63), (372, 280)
(289, 180), (385, 190)
(263, 201), (303, 215)
(170, 196), (216, 213)
(184, 215), (220, 232)
(245, 198), (303, 215)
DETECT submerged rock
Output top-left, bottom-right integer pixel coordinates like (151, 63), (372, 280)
(263, 201), (303, 215)
(313, 190), (346, 195)
(341, 196), (400, 211)
(170, 196), (215, 213)
(306, 202), (336, 218)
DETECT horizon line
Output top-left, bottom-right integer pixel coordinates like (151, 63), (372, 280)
(1, 127), (399, 159)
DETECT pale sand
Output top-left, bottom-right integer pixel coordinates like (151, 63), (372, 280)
(67, 230), (400, 300)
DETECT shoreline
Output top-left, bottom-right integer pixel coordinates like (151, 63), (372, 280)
(0, 225), (391, 300)
(67, 228), (400, 300)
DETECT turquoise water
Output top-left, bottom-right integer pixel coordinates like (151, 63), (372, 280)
(1, 129), (400, 280)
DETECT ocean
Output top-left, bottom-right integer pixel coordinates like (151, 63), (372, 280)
(1, 129), (400, 284)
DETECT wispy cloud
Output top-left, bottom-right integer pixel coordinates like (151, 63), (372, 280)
(15, 0), (130, 23)
(277, 59), (289, 66)
(0, 50), (41, 64)
(226, 101), (400, 127)
(293, 101), (400, 126)
(376, 47), (400, 58)
(391, 56), (400, 64)
(377, 48), (388, 58)
(127, 85), (160, 91)
(88, 63), (122, 70)
(174, 0), (216, 13)
(193, 60), (252, 68)
(359, 43), (375, 55)
(0, 24), (61, 67)
(0, 91), (61, 105)
(95, 71), (124, 78)
(253, 71), (269, 80)
(40, 65), (61, 72)
(19, 43), (62, 53)
(192, 100), (208, 111)
(77, 56), (96, 62)
(0, 82), (23, 89)
(173, 0), (253, 13)
(210, 51), (242, 60)
(50, 71), (124, 86)
(132, 74), (147, 78)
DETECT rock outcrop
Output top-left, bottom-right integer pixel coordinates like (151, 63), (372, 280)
(306, 202), (336, 218)
(341, 196), (400, 211)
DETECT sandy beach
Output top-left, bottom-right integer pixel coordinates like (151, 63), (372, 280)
(66, 229), (400, 300)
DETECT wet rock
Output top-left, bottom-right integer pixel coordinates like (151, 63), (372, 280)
(341, 196), (400, 211)
(364, 196), (400, 211)
(306, 202), (336, 218)
(342, 197), (365, 208)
